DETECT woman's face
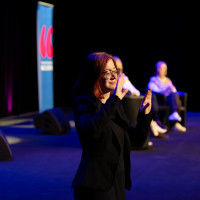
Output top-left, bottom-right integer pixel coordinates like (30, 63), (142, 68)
(157, 63), (167, 77)
(99, 59), (118, 94)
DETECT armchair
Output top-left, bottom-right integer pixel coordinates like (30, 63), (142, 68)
(155, 91), (188, 127)
(122, 95), (150, 150)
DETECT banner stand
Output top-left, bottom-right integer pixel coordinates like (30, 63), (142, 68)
(36, 1), (54, 113)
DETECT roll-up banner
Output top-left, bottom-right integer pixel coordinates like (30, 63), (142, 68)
(36, 1), (54, 113)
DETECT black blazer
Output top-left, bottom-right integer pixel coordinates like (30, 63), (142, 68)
(72, 94), (152, 191)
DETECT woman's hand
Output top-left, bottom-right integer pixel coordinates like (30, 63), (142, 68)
(140, 89), (152, 114)
(113, 73), (128, 100)
(170, 84), (176, 92)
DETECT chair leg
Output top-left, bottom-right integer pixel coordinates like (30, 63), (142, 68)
(180, 110), (186, 127)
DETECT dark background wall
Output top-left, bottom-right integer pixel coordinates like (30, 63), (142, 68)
(1, 1), (199, 117)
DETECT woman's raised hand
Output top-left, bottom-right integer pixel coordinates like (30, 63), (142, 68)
(140, 89), (152, 114)
(113, 73), (128, 100)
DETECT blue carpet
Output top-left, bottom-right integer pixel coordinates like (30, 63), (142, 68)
(0, 111), (200, 200)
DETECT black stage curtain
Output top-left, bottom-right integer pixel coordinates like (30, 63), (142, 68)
(1, 1), (38, 117)
(1, 1), (199, 117)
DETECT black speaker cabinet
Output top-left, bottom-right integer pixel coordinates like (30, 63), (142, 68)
(0, 130), (13, 161)
(34, 107), (71, 135)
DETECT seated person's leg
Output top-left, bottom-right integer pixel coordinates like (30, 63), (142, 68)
(150, 92), (168, 138)
(167, 92), (187, 132)
(167, 92), (182, 121)
(151, 92), (159, 121)
(151, 92), (168, 129)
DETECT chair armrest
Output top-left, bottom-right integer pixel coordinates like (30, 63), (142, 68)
(178, 91), (188, 108)
(153, 92), (167, 105)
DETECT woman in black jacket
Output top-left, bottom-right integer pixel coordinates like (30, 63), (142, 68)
(72, 52), (152, 200)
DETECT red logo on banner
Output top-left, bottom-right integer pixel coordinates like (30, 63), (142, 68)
(39, 25), (53, 59)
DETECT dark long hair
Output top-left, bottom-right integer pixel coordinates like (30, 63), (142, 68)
(72, 52), (117, 99)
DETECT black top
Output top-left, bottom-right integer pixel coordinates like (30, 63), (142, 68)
(72, 94), (152, 191)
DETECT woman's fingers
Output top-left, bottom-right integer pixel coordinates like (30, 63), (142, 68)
(122, 89), (128, 97)
(117, 73), (125, 89)
(140, 89), (152, 114)
(114, 73), (126, 100)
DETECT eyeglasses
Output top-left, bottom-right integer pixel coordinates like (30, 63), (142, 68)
(102, 70), (120, 79)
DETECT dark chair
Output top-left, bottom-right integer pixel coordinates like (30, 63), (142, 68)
(155, 91), (188, 127)
(122, 95), (150, 150)
(122, 95), (144, 128)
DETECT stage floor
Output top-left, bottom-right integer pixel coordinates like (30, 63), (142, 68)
(0, 111), (200, 200)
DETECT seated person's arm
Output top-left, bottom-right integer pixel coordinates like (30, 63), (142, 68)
(123, 76), (140, 96)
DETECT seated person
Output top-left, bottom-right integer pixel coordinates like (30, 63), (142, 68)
(147, 61), (186, 132)
(114, 56), (168, 140)
(113, 56), (140, 96)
